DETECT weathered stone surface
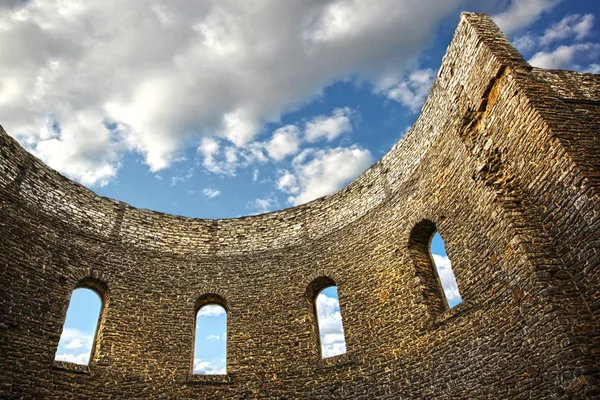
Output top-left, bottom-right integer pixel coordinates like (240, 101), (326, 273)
(0, 13), (599, 399)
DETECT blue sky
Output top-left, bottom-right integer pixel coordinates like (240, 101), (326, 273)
(194, 304), (227, 374)
(431, 232), (462, 308)
(54, 288), (101, 365)
(3, 0), (598, 371)
(2, 1), (598, 220)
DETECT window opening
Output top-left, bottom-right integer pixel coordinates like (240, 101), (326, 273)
(430, 231), (462, 308)
(193, 304), (227, 374)
(55, 288), (102, 365)
(315, 286), (347, 358)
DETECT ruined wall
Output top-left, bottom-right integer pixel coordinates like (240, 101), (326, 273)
(0, 13), (598, 399)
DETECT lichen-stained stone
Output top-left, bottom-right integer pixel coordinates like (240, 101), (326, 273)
(0, 12), (599, 399)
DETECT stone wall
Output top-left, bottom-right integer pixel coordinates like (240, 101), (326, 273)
(0, 13), (598, 399)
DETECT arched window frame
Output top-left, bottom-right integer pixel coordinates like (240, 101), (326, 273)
(55, 277), (109, 369)
(408, 219), (460, 315)
(192, 293), (228, 375)
(305, 276), (347, 360)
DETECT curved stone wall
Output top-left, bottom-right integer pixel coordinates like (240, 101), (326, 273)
(0, 13), (599, 399)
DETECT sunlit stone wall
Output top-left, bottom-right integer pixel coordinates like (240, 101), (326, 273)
(0, 13), (599, 399)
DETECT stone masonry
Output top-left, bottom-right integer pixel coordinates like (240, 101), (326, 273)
(0, 13), (599, 399)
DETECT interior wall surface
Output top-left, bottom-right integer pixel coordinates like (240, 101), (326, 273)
(0, 13), (599, 399)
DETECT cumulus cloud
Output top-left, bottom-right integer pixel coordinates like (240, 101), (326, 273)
(250, 196), (279, 214)
(206, 334), (221, 341)
(55, 352), (91, 365)
(197, 304), (226, 317)
(55, 328), (94, 365)
(512, 33), (537, 53)
(250, 107), (357, 169)
(431, 254), (462, 306)
(587, 64), (600, 74)
(58, 328), (93, 350)
(276, 146), (372, 206)
(26, 113), (125, 187)
(305, 107), (353, 143)
(194, 358), (226, 375)
(197, 138), (232, 175)
(383, 69), (436, 113)
(64, 337), (84, 350)
(197, 136), (268, 176)
(540, 14), (595, 45)
(529, 43), (600, 69)
(264, 125), (301, 161)
(170, 168), (194, 186)
(0, 0), (464, 186)
(492, 0), (562, 34)
(316, 292), (346, 358)
(276, 171), (300, 195)
(508, 13), (598, 70)
(198, 137), (220, 160)
(202, 187), (222, 198)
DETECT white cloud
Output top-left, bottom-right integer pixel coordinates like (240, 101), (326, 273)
(193, 358), (226, 375)
(197, 304), (226, 317)
(55, 352), (90, 365)
(265, 125), (301, 161)
(58, 328), (93, 351)
(27, 113), (124, 187)
(276, 171), (300, 196)
(170, 168), (194, 186)
(250, 196), (278, 214)
(305, 107), (353, 143)
(384, 68), (436, 113)
(431, 254), (462, 305)
(316, 292), (346, 358)
(492, 0), (562, 34)
(221, 110), (260, 147)
(206, 334), (221, 341)
(507, 13), (598, 68)
(197, 137), (222, 173)
(529, 43), (600, 69)
(540, 14), (595, 46)
(316, 294), (344, 335)
(197, 138), (240, 176)
(202, 187), (222, 198)
(197, 137), (268, 176)
(513, 33), (537, 53)
(321, 341), (347, 358)
(198, 137), (219, 158)
(322, 333), (345, 346)
(586, 64), (600, 74)
(64, 337), (84, 350)
(0, 0), (464, 186)
(209, 106), (357, 175)
(277, 146), (372, 206)
(55, 327), (94, 365)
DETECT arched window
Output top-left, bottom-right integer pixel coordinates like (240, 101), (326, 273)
(409, 220), (462, 315)
(306, 277), (347, 359)
(54, 287), (103, 365)
(316, 286), (347, 358)
(430, 231), (462, 308)
(193, 298), (227, 375)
